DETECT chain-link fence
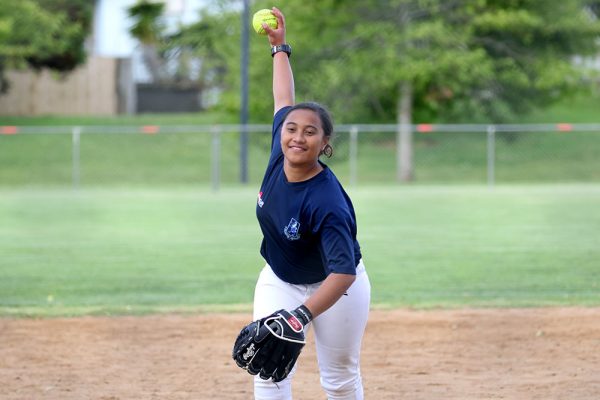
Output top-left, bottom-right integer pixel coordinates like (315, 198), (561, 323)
(1, 123), (599, 188)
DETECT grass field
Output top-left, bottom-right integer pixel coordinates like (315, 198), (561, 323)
(1, 94), (599, 316)
(1, 185), (599, 317)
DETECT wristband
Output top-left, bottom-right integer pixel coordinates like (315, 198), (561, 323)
(271, 44), (292, 58)
(291, 305), (313, 326)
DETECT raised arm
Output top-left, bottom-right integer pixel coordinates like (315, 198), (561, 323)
(262, 7), (294, 113)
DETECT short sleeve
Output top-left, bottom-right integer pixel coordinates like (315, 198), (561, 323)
(319, 210), (357, 276)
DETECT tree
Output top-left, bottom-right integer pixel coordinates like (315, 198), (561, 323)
(127, 0), (167, 83)
(287, 0), (600, 180)
(166, 4), (236, 98)
(588, 1), (600, 16)
(0, 0), (92, 93)
(174, 0), (600, 180)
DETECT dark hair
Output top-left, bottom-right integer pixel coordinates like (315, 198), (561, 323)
(283, 102), (334, 157)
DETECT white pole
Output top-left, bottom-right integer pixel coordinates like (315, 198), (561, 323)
(349, 126), (358, 186)
(487, 125), (496, 188)
(72, 126), (81, 189)
(211, 126), (221, 192)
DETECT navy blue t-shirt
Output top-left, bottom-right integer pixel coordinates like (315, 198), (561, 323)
(256, 106), (362, 284)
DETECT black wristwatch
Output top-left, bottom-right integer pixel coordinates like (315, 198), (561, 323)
(271, 44), (292, 58)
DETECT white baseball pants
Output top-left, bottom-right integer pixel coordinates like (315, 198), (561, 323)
(252, 260), (371, 400)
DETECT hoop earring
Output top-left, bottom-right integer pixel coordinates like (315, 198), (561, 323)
(322, 144), (333, 158)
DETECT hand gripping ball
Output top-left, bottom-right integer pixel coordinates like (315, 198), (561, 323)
(252, 9), (278, 35)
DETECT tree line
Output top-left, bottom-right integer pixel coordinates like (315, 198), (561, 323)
(0, 0), (92, 93)
(2, 0), (599, 126)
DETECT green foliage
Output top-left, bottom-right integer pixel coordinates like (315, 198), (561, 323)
(167, 3), (240, 100)
(128, 0), (166, 44)
(173, 0), (600, 123)
(0, 0), (92, 92)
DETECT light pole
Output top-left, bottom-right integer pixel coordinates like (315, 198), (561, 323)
(240, 0), (250, 183)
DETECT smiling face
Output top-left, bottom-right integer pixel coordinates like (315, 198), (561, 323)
(280, 108), (329, 169)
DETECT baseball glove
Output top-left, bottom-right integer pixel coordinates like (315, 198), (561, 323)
(232, 307), (311, 382)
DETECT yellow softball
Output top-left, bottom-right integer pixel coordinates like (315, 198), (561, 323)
(252, 9), (278, 35)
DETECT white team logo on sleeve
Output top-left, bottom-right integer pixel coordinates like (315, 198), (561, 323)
(284, 218), (301, 240)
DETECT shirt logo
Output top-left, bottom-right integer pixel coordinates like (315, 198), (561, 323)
(284, 218), (301, 240)
(257, 191), (264, 208)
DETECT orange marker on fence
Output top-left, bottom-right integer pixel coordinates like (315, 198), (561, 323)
(417, 124), (434, 133)
(556, 123), (573, 132)
(1, 126), (18, 135)
(141, 125), (159, 134)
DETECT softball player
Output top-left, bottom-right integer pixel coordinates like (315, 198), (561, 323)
(251, 8), (371, 400)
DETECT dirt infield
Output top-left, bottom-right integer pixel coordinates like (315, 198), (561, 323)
(1, 308), (599, 399)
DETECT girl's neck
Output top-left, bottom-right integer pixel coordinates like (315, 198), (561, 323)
(284, 160), (323, 182)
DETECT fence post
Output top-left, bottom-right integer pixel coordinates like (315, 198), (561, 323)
(349, 125), (358, 186)
(211, 126), (221, 192)
(72, 126), (81, 189)
(487, 125), (496, 187)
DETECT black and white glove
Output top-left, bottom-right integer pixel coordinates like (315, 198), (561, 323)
(232, 305), (313, 382)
